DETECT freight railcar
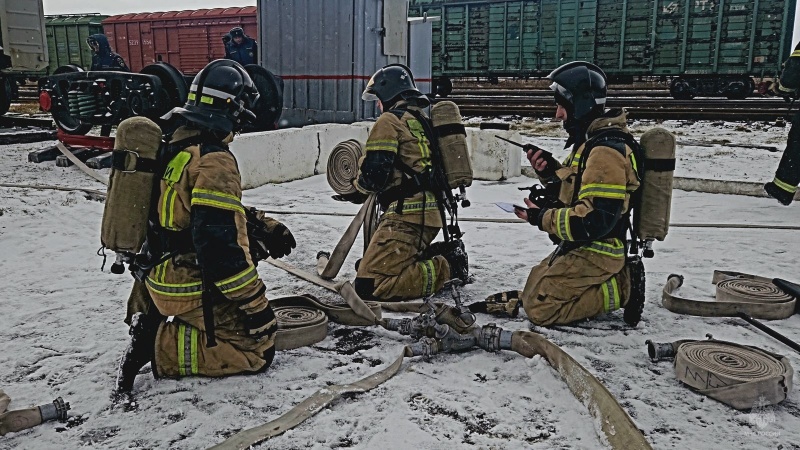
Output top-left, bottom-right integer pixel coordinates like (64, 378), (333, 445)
(102, 7), (258, 74)
(409, 0), (796, 99)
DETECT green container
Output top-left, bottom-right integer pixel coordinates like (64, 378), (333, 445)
(46, 14), (108, 72)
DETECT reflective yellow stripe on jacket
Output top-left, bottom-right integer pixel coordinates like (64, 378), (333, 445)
(385, 192), (439, 216)
(365, 139), (399, 153)
(191, 188), (245, 214)
(578, 183), (627, 200)
(583, 238), (626, 258)
(147, 266), (257, 297)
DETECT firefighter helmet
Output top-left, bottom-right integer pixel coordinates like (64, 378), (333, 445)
(547, 61), (607, 123)
(362, 64), (429, 107)
(161, 59), (260, 134)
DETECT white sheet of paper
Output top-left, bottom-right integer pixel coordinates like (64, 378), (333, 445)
(495, 202), (519, 213)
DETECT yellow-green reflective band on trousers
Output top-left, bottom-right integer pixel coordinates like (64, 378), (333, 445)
(602, 276), (620, 312)
(578, 183), (627, 200)
(160, 185), (179, 230)
(178, 323), (199, 376)
(555, 208), (573, 241)
(191, 188), (245, 214)
(773, 177), (798, 193)
(365, 139), (399, 153)
(216, 266), (258, 294)
(146, 277), (203, 297)
(385, 193), (439, 215)
(584, 238), (625, 258)
(420, 259), (436, 295)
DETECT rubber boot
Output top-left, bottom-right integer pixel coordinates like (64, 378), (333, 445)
(623, 256), (646, 327)
(764, 181), (795, 206)
(115, 312), (158, 393)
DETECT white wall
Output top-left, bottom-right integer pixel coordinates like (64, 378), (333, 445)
(231, 123), (521, 189)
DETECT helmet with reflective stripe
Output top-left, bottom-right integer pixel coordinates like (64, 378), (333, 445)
(362, 64), (429, 107)
(547, 61), (607, 123)
(161, 59), (259, 134)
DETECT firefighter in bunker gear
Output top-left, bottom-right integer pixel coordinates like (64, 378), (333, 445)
(116, 60), (294, 393)
(512, 62), (641, 326)
(345, 64), (468, 301)
(766, 41), (800, 205)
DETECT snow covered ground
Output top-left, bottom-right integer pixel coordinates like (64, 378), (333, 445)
(1, 118), (799, 449)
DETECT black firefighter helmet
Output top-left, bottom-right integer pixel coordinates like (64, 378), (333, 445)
(161, 59), (260, 134)
(362, 64), (430, 107)
(547, 61), (607, 124)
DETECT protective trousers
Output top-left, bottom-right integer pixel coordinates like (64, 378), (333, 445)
(355, 217), (449, 301)
(772, 112), (800, 194)
(153, 299), (275, 378)
(521, 249), (631, 326)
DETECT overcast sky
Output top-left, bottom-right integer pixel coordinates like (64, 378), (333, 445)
(42, 0), (800, 49)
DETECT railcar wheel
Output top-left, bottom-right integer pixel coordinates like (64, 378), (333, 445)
(50, 65), (92, 135)
(670, 77), (694, 100)
(433, 76), (452, 98)
(0, 78), (11, 116)
(243, 64), (283, 132)
(140, 62), (188, 116)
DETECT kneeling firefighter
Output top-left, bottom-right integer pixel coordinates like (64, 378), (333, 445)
(484, 62), (650, 327)
(336, 64), (470, 301)
(114, 59), (296, 393)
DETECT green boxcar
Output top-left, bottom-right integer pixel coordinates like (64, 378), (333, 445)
(45, 14), (108, 72)
(409, 0), (795, 83)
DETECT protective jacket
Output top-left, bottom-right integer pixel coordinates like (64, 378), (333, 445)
(146, 126), (262, 314)
(353, 102), (449, 301)
(225, 37), (258, 66)
(521, 109), (640, 326)
(354, 102), (443, 228)
(89, 34), (128, 71)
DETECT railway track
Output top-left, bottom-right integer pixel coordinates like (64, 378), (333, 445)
(0, 115), (56, 145)
(445, 89), (791, 121)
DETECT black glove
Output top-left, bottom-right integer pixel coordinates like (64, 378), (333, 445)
(266, 223), (296, 259)
(523, 145), (557, 179)
(237, 288), (277, 341)
(332, 192), (368, 204)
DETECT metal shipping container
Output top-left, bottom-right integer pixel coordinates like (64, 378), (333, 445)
(102, 7), (257, 74)
(46, 14), (107, 71)
(0, 0), (48, 72)
(260, 0), (410, 126)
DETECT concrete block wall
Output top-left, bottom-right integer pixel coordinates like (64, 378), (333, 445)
(231, 123), (521, 189)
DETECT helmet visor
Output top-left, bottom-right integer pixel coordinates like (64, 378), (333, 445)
(362, 75), (379, 101)
(549, 82), (573, 104)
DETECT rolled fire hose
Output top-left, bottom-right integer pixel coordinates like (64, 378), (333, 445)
(326, 139), (363, 196)
(218, 258), (651, 450)
(319, 138), (379, 279)
(662, 271), (797, 320)
(646, 338), (793, 410)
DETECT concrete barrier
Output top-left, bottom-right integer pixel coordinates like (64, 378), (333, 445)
(232, 122), (522, 189)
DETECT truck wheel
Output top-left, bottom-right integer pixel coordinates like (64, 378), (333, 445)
(434, 76), (452, 98)
(243, 64), (283, 132)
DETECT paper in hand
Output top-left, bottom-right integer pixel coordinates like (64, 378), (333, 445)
(495, 202), (526, 213)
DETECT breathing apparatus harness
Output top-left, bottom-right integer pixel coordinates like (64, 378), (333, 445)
(378, 107), (467, 243)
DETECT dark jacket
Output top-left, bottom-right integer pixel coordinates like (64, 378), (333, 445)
(89, 34), (129, 71)
(225, 36), (258, 66)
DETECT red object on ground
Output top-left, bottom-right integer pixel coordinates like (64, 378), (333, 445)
(57, 130), (116, 151)
(102, 7), (258, 74)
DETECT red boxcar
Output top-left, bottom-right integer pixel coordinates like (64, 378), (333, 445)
(102, 6), (257, 74)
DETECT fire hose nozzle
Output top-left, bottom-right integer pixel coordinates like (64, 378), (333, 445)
(646, 340), (676, 362)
